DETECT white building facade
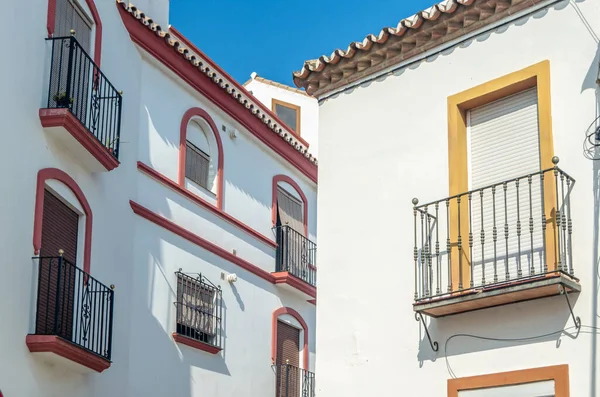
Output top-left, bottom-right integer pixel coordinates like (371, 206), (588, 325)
(0, 1), (318, 396)
(293, 0), (600, 396)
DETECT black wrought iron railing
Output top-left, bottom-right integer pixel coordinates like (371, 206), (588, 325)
(45, 34), (122, 159)
(174, 270), (223, 350)
(274, 363), (316, 397)
(413, 158), (576, 302)
(34, 255), (114, 360)
(275, 225), (317, 287)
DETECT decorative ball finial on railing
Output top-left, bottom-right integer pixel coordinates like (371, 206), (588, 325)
(70, 29), (76, 36)
(412, 197), (419, 206)
(552, 156), (560, 166)
(58, 249), (64, 256)
(110, 284), (115, 290)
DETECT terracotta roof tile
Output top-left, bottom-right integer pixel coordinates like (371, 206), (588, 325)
(116, 1), (317, 165)
(293, 0), (543, 97)
(243, 74), (310, 97)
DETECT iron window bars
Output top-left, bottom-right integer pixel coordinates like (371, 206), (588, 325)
(33, 255), (115, 360)
(275, 225), (317, 287)
(174, 270), (223, 350)
(45, 35), (122, 159)
(413, 158), (576, 302)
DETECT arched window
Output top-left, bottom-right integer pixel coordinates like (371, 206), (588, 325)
(272, 175), (308, 236)
(179, 108), (224, 209)
(271, 307), (309, 369)
(33, 168), (93, 274)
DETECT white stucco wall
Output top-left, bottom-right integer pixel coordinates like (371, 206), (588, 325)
(316, 1), (600, 396)
(245, 77), (320, 158)
(0, 0), (142, 395)
(0, 0), (317, 396)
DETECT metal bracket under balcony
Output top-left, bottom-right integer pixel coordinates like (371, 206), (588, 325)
(412, 158), (581, 318)
(39, 34), (122, 172)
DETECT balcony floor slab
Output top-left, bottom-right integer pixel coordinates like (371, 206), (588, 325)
(413, 272), (580, 317)
(26, 334), (111, 373)
(272, 271), (316, 300)
(39, 108), (119, 172)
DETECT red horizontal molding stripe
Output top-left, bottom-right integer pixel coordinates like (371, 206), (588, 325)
(117, 4), (317, 183)
(130, 200), (276, 283)
(137, 161), (277, 249)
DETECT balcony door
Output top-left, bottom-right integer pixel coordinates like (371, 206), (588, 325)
(276, 186), (308, 278)
(467, 87), (543, 286)
(37, 189), (79, 340)
(51, 0), (93, 126)
(276, 321), (300, 397)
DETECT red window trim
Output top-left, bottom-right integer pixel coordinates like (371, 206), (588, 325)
(33, 168), (93, 274)
(272, 174), (308, 236)
(130, 200), (316, 299)
(47, 0), (103, 66)
(115, 4), (317, 183)
(138, 162), (276, 248)
(271, 307), (309, 369)
(179, 108), (224, 210)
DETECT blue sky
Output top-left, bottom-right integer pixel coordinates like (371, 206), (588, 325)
(170, 0), (436, 87)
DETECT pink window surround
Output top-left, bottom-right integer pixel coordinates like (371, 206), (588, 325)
(33, 168), (93, 274)
(272, 174), (308, 236)
(46, 0), (103, 66)
(271, 307), (309, 369)
(178, 108), (224, 210)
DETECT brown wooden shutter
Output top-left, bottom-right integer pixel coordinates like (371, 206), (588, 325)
(54, 0), (92, 53)
(276, 320), (300, 366)
(276, 321), (301, 397)
(40, 189), (79, 261)
(36, 190), (79, 339)
(277, 187), (304, 235)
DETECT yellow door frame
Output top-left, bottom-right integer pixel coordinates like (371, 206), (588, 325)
(447, 60), (556, 290)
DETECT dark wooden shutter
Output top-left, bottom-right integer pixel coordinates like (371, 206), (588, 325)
(276, 187), (304, 235)
(54, 0), (92, 53)
(185, 141), (210, 189)
(276, 321), (300, 397)
(36, 190), (79, 340)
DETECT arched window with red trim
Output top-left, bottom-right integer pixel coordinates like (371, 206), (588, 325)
(178, 108), (224, 209)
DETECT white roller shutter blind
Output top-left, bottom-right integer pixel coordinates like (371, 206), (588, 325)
(459, 380), (554, 397)
(468, 88), (543, 286)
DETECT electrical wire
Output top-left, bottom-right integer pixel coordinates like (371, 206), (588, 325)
(443, 325), (600, 378)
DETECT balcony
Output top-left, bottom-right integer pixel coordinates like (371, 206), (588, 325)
(39, 35), (122, 172)
(412, 159), (580, 317)
(273, 225), (317, 299)
(26, 255), (114, 373)
(274, 363), (316, 397)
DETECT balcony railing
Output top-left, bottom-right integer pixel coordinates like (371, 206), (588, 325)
(413, 159), (575, 302)
(275, 363), (316, 397)
(34, 256), (114, 360)
(45, 35), (122, 159)
(275, 225), (317, 287)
